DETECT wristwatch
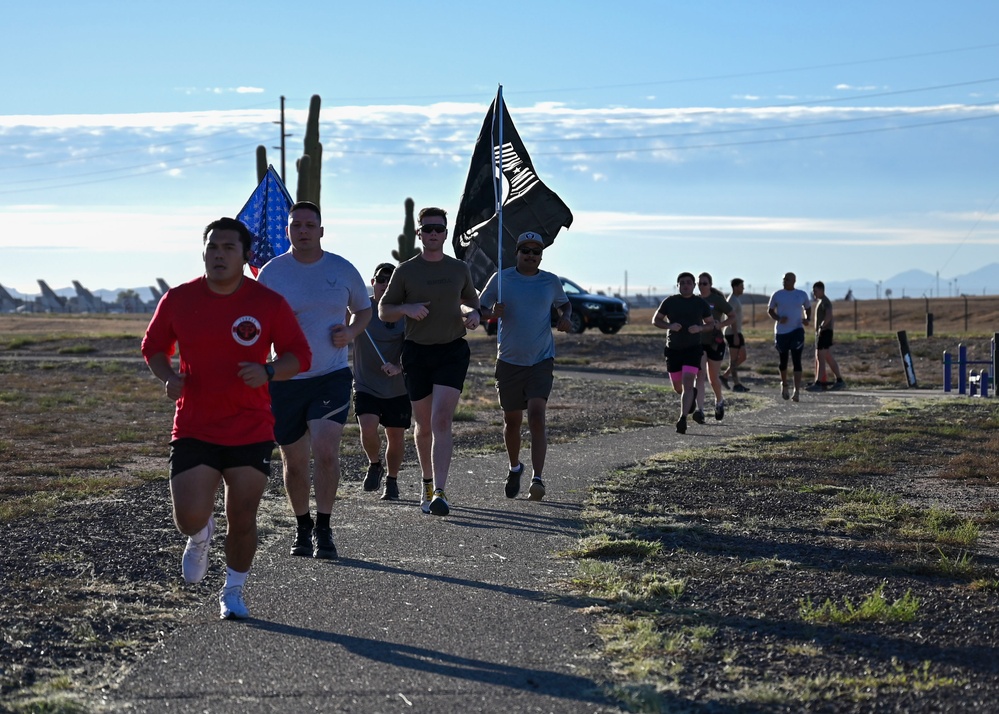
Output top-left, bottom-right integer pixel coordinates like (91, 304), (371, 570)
(264, 363), (275, 381)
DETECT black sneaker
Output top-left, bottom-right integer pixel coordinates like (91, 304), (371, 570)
(676, 416), (687, 434)
(363, 461), (385, 492)
(380, 478), (400, 500)
(290, 524), (313, 557)
(733, 383), (749, 393)
(692, 409), (705, 425)
(831, 379), (846, 391)
(805, 382), (824, 392)
(505, 464), (524, 498)
(714, 401), (724, 421)
(312, 526), (338, 560)
(528, 478), (546, 501)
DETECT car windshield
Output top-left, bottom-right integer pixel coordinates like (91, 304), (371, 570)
(560, 278), (586, 296)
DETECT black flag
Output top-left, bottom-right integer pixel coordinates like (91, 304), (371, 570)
(453, 93), (573, 290)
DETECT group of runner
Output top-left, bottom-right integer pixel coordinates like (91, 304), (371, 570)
(654, 270), (845, 434)
(141, 204), (571, 620)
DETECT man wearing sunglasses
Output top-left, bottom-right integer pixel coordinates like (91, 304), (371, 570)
(478, 232), (571, 501)
(378, 207), (481, 516)
(352, 263), (410, 501)
(257, 201), (372, 560)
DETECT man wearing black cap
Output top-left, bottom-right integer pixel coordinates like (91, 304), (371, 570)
(478, 231), (571, 501)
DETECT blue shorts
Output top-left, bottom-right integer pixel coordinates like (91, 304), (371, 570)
(169, 438), (274, 479)
(269, 368), (353, 445)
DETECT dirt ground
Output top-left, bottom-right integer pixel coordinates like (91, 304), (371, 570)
(1, 317), (998, 711)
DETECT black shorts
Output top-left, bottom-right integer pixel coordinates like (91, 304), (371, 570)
(816, 329), (834, 350)
(495, 358), (555, 412)
(169, 438), (274, 479)
(664, 345), (704, 373)
(775, 328), (806, 354)
(353, 390), (412, 429)
(401, 338), (470, 401)
(703, 338), (727, 363)
(269, 368), (353, 445)
(725, 332), (745, 349)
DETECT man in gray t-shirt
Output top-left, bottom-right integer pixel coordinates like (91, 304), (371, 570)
(479, 232), (571, 502)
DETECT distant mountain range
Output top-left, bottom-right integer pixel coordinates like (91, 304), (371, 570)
(5, 263), (999, 303)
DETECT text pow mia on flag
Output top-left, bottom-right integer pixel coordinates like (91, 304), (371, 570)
(453, 90), (573, 291)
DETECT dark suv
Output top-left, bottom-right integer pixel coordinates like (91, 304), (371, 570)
(484, 277), (629, 335)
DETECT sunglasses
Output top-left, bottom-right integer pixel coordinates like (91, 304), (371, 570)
(420, 224), (447, 234)
(374, 275), (391, 284)
(518, 247), (542, 255)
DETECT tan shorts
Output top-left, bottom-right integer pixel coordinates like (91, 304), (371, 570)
(495, 358), (555, 412)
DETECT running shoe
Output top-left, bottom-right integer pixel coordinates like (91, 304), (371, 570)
(505, 463), (524, 498)
(381, 478), (400, 500)
(692, 409), (706, 425)
(676, 416), (687, 434)
(528, 478), (546, 501)
(733, 383), (749, 393)
(181, 517), (214, 584)
(290, 524), (313, 557)
(218, 584), (249, 620)
(791, 388), (800, 403)
(781, 382), (790, 400)
(421, 481), (434, 513)
(831, 379), (846, 391)
(363, 461), (385, 492)
(720, 375), (730, 390)
(805, 382), (824, 392)
(312, 526), (338, 560)
(714, 401), (725, 421)
(429, 489), (450, 516)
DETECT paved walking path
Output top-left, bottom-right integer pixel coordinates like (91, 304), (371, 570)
(108, 383), (898, 713)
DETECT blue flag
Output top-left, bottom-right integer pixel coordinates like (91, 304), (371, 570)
(237, 165), (293, 273)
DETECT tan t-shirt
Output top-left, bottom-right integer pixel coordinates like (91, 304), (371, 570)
(380, 254), (478, 345)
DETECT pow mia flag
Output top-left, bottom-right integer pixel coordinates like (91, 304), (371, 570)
(237, 165), (293, 275)
(453, 90), (573, 290)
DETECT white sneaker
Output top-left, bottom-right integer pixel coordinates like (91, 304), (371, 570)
(421, 481), (434, 514)
(182, 517), (214, 584)
(219, 585), (249, 620)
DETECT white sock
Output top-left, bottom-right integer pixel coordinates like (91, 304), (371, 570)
(190, 522), (211, 543)
(225, 567), (248, 589)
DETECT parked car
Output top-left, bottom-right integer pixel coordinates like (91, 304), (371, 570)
(484, 277), (629, 335)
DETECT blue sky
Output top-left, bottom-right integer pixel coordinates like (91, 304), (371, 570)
(2, 1), (998, 300)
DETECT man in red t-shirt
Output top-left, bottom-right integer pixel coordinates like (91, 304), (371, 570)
(142, 218), (311, 620)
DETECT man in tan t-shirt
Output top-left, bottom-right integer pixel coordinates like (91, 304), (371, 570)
(379, 206), (481, 517)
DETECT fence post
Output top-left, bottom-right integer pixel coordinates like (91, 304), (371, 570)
(943, 351), (952, 392)
(853, 300), (858, 330)
(897, 330), (918, 388)
(926, 312), (934, 337)
(958, 344), (968, 395)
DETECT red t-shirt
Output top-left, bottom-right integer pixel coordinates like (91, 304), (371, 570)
(141, 277), (312, 445)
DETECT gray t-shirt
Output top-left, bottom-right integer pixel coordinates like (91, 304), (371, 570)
(352, 297), (407, 399)
(258, 251), (370, 378)
(479, 268), (569, 366)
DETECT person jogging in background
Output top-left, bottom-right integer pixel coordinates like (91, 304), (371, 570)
(142, 217), (311, 620)
(807, 280), (846, 392)
(653, 272), (712, 434)
(378, 206), (481, 517)
(695, 272), (733, 422)
(353, 263), (411, 501)
(767, 271), (811, 402)
(721, 277), (750, 392)
(257, 201), (371, 561)
(478, 231), (571, 501)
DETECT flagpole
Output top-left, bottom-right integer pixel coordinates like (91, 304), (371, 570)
(494, 85), (504, 303)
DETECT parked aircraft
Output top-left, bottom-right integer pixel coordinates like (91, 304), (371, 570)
(72, 281), (107, 313)
(0, 283), (23, 313)
(36, 280), (68, 312)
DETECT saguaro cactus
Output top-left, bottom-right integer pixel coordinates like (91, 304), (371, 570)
(295, 94), (323, 206)
(255, 146), (268, 184)
(392, 198), (421, 262)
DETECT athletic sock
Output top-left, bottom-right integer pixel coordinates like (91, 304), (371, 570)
(296, 513), (314, 530)
(225, 566), (248, 589)
(316, 512), (331, 530)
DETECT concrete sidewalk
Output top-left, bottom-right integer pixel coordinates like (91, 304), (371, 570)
(107, 387), (888, 713)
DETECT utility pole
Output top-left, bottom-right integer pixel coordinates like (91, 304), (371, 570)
(272, 96), (292, 183)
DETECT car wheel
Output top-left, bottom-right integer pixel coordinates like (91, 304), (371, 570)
(569, 313), (586, 334)
(599, 325), (622, 335)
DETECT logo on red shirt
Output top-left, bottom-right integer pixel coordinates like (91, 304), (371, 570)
(231, 316), (262, 346)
